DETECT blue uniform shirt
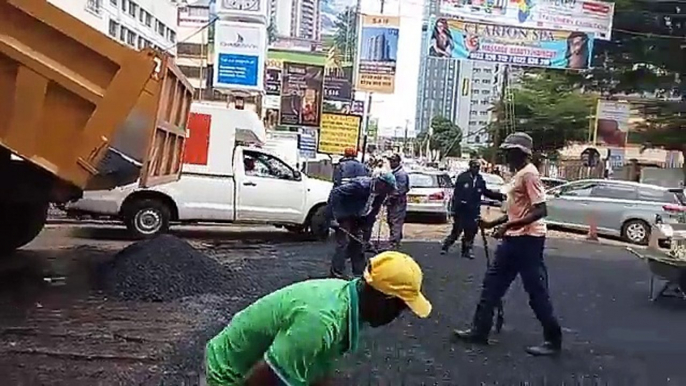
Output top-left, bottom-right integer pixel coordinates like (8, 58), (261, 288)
(332, 158), (369, 187)
(451, 171), (502, 218)
(329, 177), (373, 220)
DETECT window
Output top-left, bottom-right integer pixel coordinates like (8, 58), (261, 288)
(591, 184), (637, 200)
(638, 188), (680, 204)
(243, 151), (296, 180)
(557, 182), (598, 197)
(169, 30), (176, 43)
(110, 0), (117, 5)
(177, 42), (205, 56)
(468, 120), (476, 125)
(480, 111), (488, 116)
(156, 20), (165, 36)
(470, 111), (477, 116)
(86, 0), (102, 14)
(127, 30), (136, 46)
(108, 20), (119, 37)
(119, 26), (127, 41)
(139, 9), (146, 23)
(478, 120), (487, 125)
(145, 12), (152, 26)
(409, 173), (440, 188)
(178, 65), (203, 78)
(121, 0), (126, 12)
(128, 1), (137, 17)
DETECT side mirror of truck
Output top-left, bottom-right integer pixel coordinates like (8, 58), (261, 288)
(293, 170), (302, 181)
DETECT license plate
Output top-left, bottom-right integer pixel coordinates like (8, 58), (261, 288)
(409, 196), (422, 203)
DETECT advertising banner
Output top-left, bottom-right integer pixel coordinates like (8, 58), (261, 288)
(356, 15), (400, 94)
(265, 68), (281, 95)
(298, 128), (318, 160)
(428, 17), (594, 69)
(351, 100), (365, 115)
(213, 21), (267, 91)
(279, 62), (325, 128)
(324, 64), (354, 102)
(594, 100), (631, 147)
(318, 113), (362, 156)
(438, 0), (615, 41)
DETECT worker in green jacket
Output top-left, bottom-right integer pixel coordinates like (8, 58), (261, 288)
(203, 251), (432, 386)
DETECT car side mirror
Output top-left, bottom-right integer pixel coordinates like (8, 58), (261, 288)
(293, 170), (302, 181)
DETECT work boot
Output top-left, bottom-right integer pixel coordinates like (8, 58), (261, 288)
(440, 246), (449, 255)
(452, 329), (489, 345)
(525, 341), (561, 357)
(461, 249), (475, 260)
(329, 268), (350, 280)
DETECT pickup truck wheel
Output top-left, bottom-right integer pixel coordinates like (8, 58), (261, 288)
(124, 199), (171, 239)
(284, 225), (305, 234)
(307, 206), (330, 241)
(0, 201), (48, 255)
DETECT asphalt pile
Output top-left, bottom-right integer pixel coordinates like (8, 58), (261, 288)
(98, 235), (235, 302)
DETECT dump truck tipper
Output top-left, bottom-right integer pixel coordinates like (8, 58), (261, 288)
(0, 0), (193, 253)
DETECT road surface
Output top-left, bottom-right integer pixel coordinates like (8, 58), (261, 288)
(0, 224), (683, 385)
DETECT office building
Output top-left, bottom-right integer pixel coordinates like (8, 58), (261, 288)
(270, 0), (320, 41)
(49, 0), (178, 55)
(175, 0), (212, 96)
(415, 0), (503, 146)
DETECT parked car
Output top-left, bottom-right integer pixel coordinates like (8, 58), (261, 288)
(406, 171), (454, 222)
(541, 177), (567, 190)
(481, 173), (506, 206)
(546, 179), (686, 244)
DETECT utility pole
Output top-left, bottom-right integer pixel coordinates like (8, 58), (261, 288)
(491, 65), (509, 166)
(359, 0), (385, 162)
(403, 119), (409, 155)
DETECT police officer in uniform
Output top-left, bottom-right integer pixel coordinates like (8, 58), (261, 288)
(441, 159), (505, 259)
(385, 154), (409, 249)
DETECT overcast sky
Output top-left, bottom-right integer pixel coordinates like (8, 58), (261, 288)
(358, 0), (425, 138)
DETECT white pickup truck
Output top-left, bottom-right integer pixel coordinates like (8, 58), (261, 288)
(66, 102), (332, 240)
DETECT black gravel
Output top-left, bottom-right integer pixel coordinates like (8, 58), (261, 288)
(97, 235), (236, 302)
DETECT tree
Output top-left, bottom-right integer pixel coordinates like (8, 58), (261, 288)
(632, 101), (686, 182)
(491, 70), (596, 155)
(267, 16), (277, 44)
(576, 0), (685, 96)
(332, 7), (357, 63)
(417, 116), (462, 160)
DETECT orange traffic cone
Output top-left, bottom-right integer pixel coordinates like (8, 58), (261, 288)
(586, 212), (599, 241)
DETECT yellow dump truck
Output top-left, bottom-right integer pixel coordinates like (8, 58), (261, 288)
(0, 0), (193, 253)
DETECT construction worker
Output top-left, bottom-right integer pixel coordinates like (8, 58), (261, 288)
(453, 132), (563, 357)
(332, 147), (369, 187)
(204, 251), (432, 386)
(385, 154), (409, 249)
(328, 173), (396, 278)
(441, 159), (505, 259)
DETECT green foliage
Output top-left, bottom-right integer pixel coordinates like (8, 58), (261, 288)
(491, 70), (596, 154)
(580, 0), (685, 96)
(417, 116), (462, 159)
(332, 7), (357, 63)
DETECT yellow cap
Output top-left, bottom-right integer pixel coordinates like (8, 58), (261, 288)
(363, 251), (432, 318)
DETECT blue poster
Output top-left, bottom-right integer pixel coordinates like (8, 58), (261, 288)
(428, 17), (594, 70)
(216, 53), (259, 87)
(298, 128), (317, 160)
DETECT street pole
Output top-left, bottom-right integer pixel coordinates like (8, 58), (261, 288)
(360, 0), (385, 163)
(403, 119), (409, 155)
(491, 65), (509, 166)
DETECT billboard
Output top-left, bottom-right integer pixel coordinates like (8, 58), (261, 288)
(299, 128), (318, 160)
(318, 113), (362, 156)
(324, 64), (354, 102)
(438, 0), (615, 41)
(594, 100), (631, 147)
(265, 68), (281, 95)
(213, 21), (267, 91)
(428, 18), (594, 69)
(279, 62), (325, 128)
(356, 15), (400, 94)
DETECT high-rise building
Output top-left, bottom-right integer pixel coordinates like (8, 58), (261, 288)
(48, 0), (179, 55)
(175, 0), (213, 97)
(415, 0), (503, 147)
(269, 0), (320, 41)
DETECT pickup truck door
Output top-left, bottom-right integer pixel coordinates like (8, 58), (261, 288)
(234, 148), (307, 223)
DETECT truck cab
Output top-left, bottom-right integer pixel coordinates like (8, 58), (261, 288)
(67, 103), (332, 240)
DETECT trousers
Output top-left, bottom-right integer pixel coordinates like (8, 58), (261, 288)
(386, 198), (407, 246)
(331, 217), (366, 276)
(442, 214), (478, 253)
(471, 236), (562, 343)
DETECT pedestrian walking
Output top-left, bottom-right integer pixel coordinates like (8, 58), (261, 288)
(453, 132), (563, 357)
(441, 159), (504, 259)
(385, 154), (409, 249)
(203, 251), (432, 386)
(328, 174), (396, 278)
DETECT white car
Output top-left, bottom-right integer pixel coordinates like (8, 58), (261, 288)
(481, 173), (506, 206)
(406, 171), (454, 222)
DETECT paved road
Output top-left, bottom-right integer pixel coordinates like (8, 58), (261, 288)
(0, 225), (684, 385)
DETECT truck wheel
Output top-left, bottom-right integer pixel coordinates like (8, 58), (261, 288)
(307, 206), (330, 241)
(123, 199), (171, 239)
(0, 202), (48, 255)
(284, 225), (305, 234)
